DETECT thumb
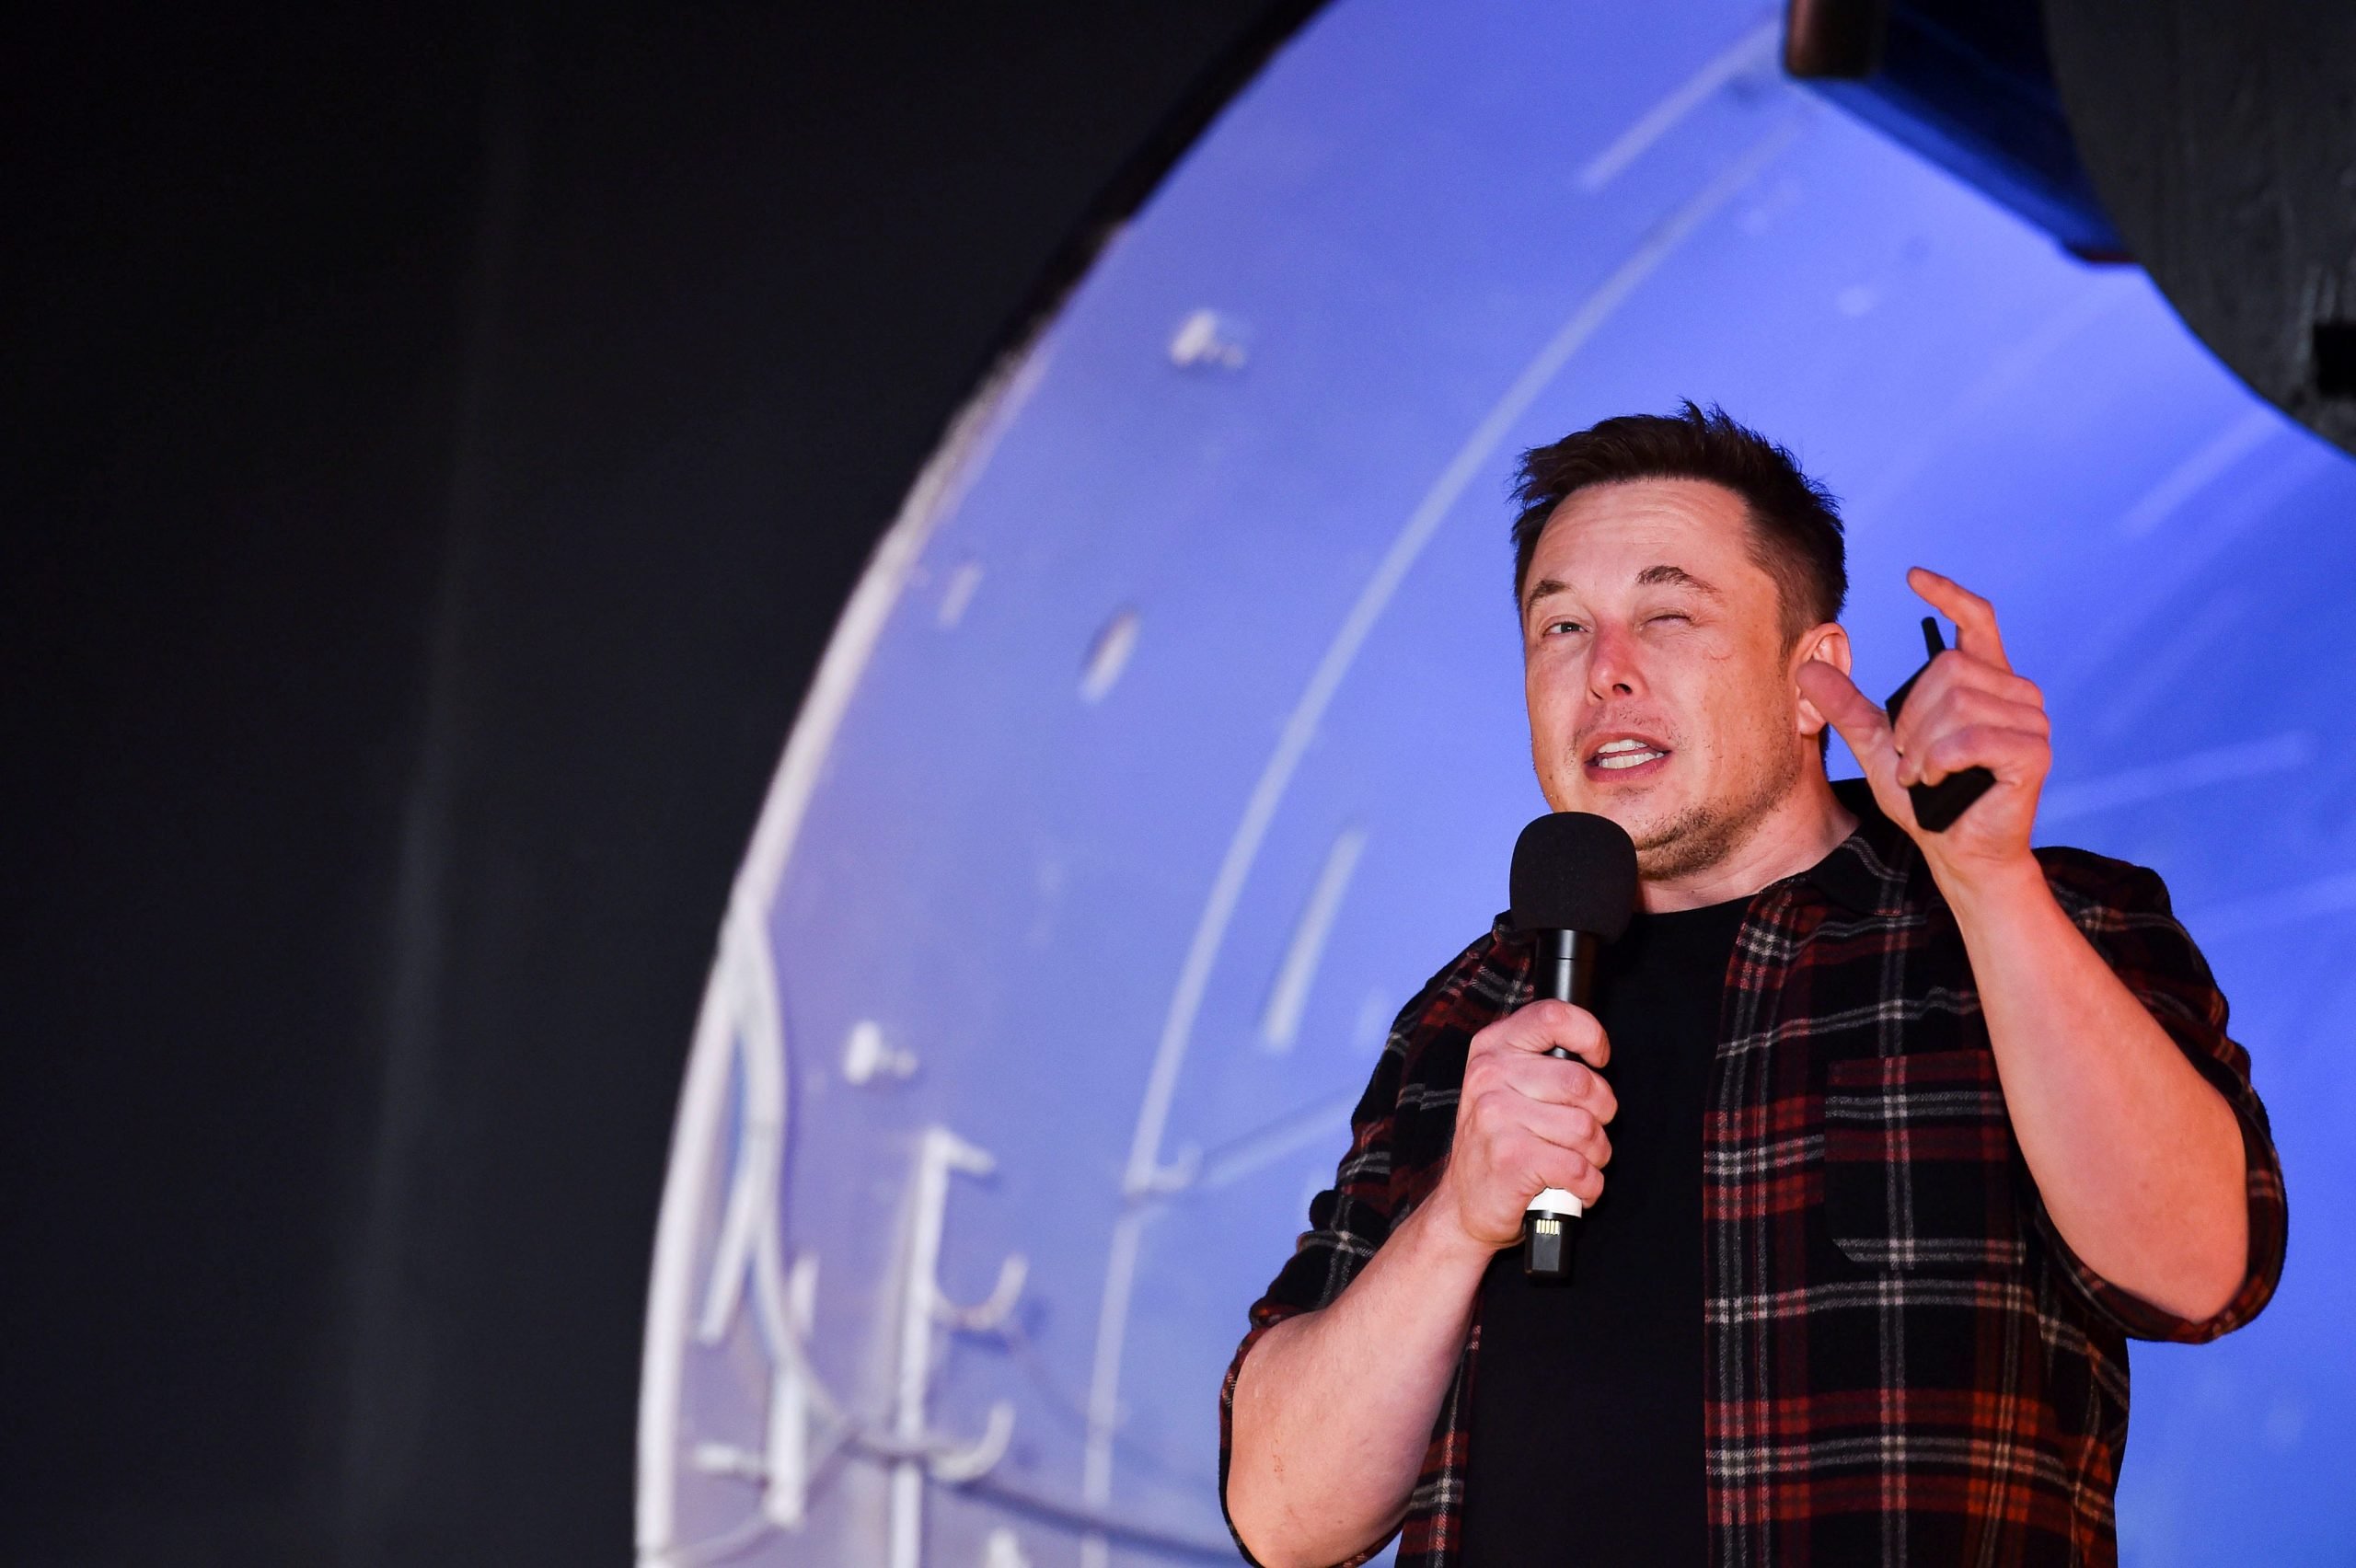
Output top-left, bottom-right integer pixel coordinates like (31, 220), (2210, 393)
(1796, 661), (1902, 797)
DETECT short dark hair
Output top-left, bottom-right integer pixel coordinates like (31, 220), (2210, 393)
(1509, 401), (1847, 644)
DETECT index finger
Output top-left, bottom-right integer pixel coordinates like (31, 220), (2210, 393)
(1493, 997), (1609, 1071)
(1907, 567), (2012, 674)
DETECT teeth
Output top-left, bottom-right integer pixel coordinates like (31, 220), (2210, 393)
(1594, 746), (1665, 770)
(1596, 739), (1647, 754)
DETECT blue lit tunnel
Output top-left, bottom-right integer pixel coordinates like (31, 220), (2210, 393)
(639, 3), (2356, 1562)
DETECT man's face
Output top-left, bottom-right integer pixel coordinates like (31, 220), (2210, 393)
(1520, 478), (1821, 881)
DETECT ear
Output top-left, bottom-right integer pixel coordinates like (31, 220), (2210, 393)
(1793, 623), (1852, 737)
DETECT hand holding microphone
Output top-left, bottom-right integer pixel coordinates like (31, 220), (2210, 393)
(1436, 812), (1638, 1280)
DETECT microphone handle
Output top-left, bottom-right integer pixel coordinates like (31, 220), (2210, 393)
(1532, 927), (1600, 1010)
(1524, 928), (1600, 1279)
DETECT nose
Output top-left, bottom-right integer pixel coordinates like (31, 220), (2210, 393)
(1586, 623), (1642, 701)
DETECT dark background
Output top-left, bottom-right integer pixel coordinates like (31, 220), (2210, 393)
(5, 6), (1302, 1562)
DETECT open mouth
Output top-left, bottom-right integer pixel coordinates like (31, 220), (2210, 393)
(1586, 736), (1670, 775)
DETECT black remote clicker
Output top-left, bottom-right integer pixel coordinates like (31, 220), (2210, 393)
(1882, 617), (1997, 832)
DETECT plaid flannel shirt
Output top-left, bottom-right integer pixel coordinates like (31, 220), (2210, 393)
(1219, 785), (2287, 1566)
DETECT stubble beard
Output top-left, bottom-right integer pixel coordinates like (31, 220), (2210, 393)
(1629, 733), (1805, 883)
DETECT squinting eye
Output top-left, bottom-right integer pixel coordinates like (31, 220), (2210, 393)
(1545, 619), (1584, 636)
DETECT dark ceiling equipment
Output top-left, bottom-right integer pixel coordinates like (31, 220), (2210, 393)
(2046, 0), (2356, 459)
(1783, 0), (2128, 260)
(1788, 0), (2356, 463)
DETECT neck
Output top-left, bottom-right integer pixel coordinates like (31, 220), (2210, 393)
(1639, 767), (1857, 913)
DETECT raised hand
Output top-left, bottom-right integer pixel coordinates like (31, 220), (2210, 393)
(1797, 568), (2050, 884)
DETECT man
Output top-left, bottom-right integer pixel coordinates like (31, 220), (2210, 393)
(1218, 404), (2286, 1566)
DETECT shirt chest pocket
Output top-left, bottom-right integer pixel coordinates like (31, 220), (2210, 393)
(1822, 1048), (2027, 1274)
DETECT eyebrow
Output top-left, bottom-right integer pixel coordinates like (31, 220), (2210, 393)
(1634, 563), (1720, 595)
(1522, 576), (1572, 615)
(1522, 563), (1721, 617)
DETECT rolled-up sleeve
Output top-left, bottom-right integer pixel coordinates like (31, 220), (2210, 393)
(1217, 1042), (1403, 1566)
(2036, 851), (2289, 1343)
(1218, 928), (1510, 1567)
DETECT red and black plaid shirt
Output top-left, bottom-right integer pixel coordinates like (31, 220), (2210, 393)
(1219, 785), (2287, 1566)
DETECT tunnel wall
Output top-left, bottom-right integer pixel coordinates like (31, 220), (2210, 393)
(644, 2), (2356, 1563)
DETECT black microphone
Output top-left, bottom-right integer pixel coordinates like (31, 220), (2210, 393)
(1508, 811), (1638, 1280)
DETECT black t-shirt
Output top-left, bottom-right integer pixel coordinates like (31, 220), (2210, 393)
(1460, 894), (1750, 1567)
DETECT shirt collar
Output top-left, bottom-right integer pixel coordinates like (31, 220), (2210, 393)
(1797, 777), (1923, 917)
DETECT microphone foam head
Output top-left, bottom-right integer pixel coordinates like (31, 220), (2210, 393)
(1510, 812), (1639, 940)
